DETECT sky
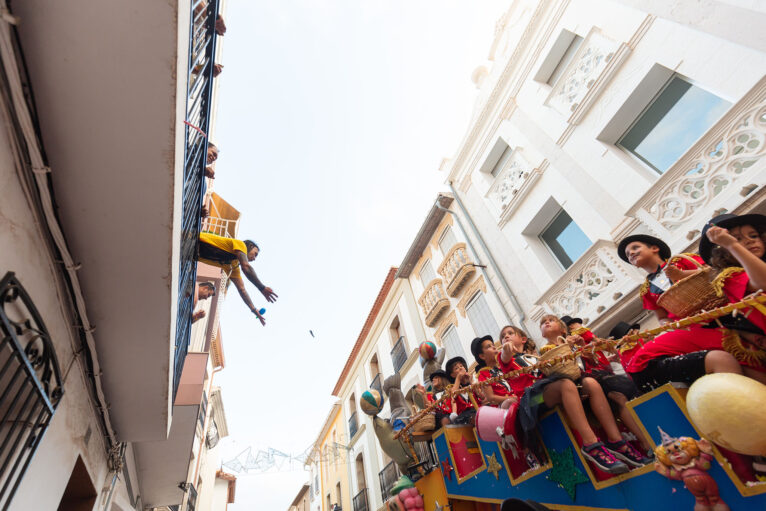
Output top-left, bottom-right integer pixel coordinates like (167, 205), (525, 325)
(209, 1), (509, 508)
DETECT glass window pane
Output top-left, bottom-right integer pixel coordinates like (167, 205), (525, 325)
(619, 76), (730, 173)
(540, 210), (591, 269)
(466, 292), (500, 340)
(419, 260), (436, 284)
(438, 227), (457, 254)
(441, 325), (465, 361)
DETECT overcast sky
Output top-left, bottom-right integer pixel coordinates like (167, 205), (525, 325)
(209, 1), (509, 508)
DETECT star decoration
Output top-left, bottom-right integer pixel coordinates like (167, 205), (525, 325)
(546, 447), (589, 501)
(485, 452), (503, 479)
(441, 459), (453, 481)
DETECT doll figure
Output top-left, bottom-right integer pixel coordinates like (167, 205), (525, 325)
(654, 427), (729, 511)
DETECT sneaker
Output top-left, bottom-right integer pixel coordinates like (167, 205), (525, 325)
(605, 439), (653, 468)
(581, 442), (629, 474)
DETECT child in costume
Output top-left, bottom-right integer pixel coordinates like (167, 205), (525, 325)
(547, 317), (652, 456)
(699, 213), (766, 384)
(499, 324), (648, 474)
(422, 369), (452, 427)
(471, 335), (519, 409)
(444, 356), (479, 425)
(616, 234), (743, 391)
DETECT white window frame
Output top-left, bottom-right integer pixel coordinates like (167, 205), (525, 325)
(538, 208), (591, 271)
(533, 29), (584, 86)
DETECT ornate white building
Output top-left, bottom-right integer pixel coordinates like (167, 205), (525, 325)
(440, 0), (766, 339)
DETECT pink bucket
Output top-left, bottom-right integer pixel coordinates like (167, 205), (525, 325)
(476, 406), (509, 443)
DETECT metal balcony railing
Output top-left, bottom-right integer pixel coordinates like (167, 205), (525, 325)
(198, 391), (208, 431)
(352, 488), (369, 511)
(0, 273), (64, 509)
(187, 484), (198, 511)
(390, 337), (407, 373)
(370, 373), (382, 396)
(201, 215), (239, 239)
(378, 461), (401, 502)
(348, 412), (359, 439)
(173, 0), (221, 400)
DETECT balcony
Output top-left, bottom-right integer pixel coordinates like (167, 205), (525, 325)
(390, 337), (408, 373)
(348, 412), (359, 439)
(202, 192), (241, 239)
(534, 240), (644, 326)
(624, 76), (766, 252)
(486, 149), (545, 226)
(378, 461), (401, 502)
(353, 488), (369, 511)
(370, 373), (383, 396)
(437, 243), (476, 297)
(13, 0), (220, 441)
(418, 280), (450, 327)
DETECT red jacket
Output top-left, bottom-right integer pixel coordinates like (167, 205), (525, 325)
(498, 353), (540, 397)
(641, 253), (706, 319)
(476, 365), (513, 405)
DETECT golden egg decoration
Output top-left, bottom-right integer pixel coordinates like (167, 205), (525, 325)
(686, 373), (766, 455)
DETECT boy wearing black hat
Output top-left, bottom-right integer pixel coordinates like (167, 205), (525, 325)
(617, 234), (703, 325)
(445, 356), (478, 425)
(471, 335), (518, 408)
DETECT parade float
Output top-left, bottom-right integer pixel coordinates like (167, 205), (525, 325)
(361, 295), (766, 511)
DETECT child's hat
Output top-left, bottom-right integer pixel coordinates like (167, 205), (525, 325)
(608, 321), (640, 339)
(470, 335), (494, 365)
(559, 315), (582, 327)
(445, 356), (468, 382)
(617, 234), (671, 264)
(699, 213), (766, 264)
(429, 369), (449, 382)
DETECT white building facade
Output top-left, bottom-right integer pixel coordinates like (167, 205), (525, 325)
(439, 0), (766, 340)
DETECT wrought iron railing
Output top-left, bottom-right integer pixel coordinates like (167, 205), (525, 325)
(352, 488), (368, 511)
(378, 461), (401, 502)
(390, 336), (407, 373)
(198, 391), (208, 431)
(348, 412), (358, 439)
(187, 483), (198, 511)
(370, 373), (382, 396)
(173, 0), (221, 399)
(0, 272), (63, 508)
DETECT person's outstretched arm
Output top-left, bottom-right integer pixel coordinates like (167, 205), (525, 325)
(231, 275), (266, 325)
(236, 251), (278, 302)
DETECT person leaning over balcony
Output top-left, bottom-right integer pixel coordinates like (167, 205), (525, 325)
(198, 232), (277, 325)
(616, 234), (743, 392)
(192, 281), (216, 323)
(204, 142), (218, 179)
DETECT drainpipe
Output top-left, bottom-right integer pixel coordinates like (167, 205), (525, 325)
(440, 184), (526, 326)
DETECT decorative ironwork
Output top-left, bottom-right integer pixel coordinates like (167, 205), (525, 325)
(378, 461), (401, 502)
(348, 412), (358, 440)
(352, 488), (369, 511)
(0, 272), (63, 508)
(198, 391), (208, 431)
(174, 0), (221, 399)
(390, 337), (407, 373)
(206, 418), (220, 449)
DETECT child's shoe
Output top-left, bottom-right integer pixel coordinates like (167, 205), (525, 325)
(605, 439), (652, 468)
(581, 442), (629, 474)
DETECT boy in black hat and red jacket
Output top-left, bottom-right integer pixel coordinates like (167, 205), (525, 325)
(617, 233), (744, 392)
(445, 356), (479, 425)
(471, 335), (518, 409)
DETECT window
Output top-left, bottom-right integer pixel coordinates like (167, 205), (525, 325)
(465, 292), (500, 339)
(479, 139), (513, 177)
(540, 209), (591, 269)
(418, 260), (437, 285)
(534, 30), (583, 86)
(618, 75), (730, 173)
(490, 145), (513, 177)
(438, 226), (458, 254)
(441, 324), (465, 360)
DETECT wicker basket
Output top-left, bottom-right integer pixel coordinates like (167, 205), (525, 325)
(656, 254), (728, 318)
(539, 343), (581, 380)
(412, 413), (436, 432)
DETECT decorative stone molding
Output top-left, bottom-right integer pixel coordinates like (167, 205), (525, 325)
(534, 240), (644, 324)
(435, 311), (459, 345)
(457, 275), (488, 318)
(437, 243), (477, 297)
(485, 150), (548, 227)
(418, 279), (450, 327)
(625, 76), (766, 252)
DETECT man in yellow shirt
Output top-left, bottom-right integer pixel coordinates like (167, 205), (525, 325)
(198, 232), (277, 325)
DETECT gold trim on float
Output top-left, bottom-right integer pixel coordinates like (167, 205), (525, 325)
(625, 383), (766, 498)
